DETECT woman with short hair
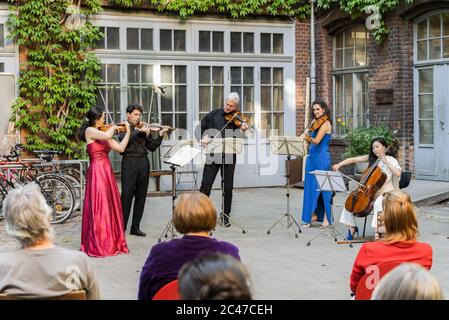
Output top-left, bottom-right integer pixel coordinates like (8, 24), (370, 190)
(372, 263), (444, 300)
(0, 183), (99, 299)
(137, 192), (240, 300)
(349, 190), (432, 295)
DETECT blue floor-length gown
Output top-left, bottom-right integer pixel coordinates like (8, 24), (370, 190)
(301, 132), (333, 224)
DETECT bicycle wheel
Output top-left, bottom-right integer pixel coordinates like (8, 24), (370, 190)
(59, 173), (82, 212)
(37, 174), (75, 224)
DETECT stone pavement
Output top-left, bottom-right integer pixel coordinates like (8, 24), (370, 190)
(0, 179), (448, 300)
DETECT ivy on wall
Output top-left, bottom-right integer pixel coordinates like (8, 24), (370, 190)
(7, 0), (103, 157)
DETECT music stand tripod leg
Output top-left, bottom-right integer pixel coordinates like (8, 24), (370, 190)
(157, 164), (178, 242)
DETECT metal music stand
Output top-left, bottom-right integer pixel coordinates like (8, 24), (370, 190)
(266, 136), (304, 238)
(305, 170), (352, 247)
(157, 141), (201, 242)
(205, 137), (246, 233)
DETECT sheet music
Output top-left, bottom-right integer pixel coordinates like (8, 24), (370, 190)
(310, 170), (347, 192)
(164, 145), (200, 167)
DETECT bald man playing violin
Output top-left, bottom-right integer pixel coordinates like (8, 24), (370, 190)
(118, 103), (170, 237)
(199, 92), (249, 227)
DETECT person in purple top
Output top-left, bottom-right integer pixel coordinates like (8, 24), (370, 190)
(138, 192), (240, 300)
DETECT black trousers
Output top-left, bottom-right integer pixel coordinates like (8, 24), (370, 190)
(121, 156), (149, 231)
(200, 162), (236, 215)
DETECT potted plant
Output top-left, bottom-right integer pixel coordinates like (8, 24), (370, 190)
(343, 126), (394, 174)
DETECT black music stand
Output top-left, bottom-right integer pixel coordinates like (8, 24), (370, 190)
(305, 170), (352, 247)
(157, 141), (201, 242)
(206, 137), (246, 233)
(266, 136), (304, 238)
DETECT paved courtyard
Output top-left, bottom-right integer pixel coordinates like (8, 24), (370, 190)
(1, 180), (449, 300)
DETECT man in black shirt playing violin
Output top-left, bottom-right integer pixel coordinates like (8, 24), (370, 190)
(118, 103), (170, 237)
(199, 92), (249, 227)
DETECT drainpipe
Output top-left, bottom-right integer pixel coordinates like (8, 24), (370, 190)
(310, 0), (316, 103)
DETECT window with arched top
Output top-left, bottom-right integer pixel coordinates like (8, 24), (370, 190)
(333, 25), (369, 135)
(416, 12), (449, 61)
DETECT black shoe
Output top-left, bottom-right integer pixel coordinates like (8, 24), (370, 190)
(130, 229), (146, 237)
(223, 215), (231, 228)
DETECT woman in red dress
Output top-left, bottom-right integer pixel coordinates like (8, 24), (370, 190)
(78, 107), (131, 257)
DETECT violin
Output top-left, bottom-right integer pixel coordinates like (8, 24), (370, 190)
(134, 122), (175, 133)
(304, 114), (329, 143)
(98, 123), (127, 133)
(224, 110), (250, 128)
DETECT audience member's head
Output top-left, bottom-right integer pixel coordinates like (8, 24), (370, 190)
(178, 252), (252, 300)
(372, 263), (444, 300)
(382, 190), (418, 243)
(4, 183), (54, 248)
(173, 192), (217, 234)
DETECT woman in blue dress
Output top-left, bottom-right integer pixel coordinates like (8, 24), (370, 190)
(301, 99), (332, 228)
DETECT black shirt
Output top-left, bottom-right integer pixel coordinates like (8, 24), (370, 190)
(118, 127), (163, 157)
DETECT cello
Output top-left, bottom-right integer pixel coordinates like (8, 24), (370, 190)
(344, 139), (398, 217)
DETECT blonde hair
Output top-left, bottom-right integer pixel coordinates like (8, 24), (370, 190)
(372, 263), (444, 300)
(4, 183), (54, 248)
(382, 191), (418, 243)
(173, 192), (217, 234)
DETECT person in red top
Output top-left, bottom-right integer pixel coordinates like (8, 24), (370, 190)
(350, 190), (432, 294)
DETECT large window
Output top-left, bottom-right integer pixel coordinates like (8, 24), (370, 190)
(260, 67), (284, 137)
(416, 13), (449, 61)
(333, 26), (369, 135)
(160, 65), (187, 129)
(417, 68), (434, 144)
(198, 66), (224, 120)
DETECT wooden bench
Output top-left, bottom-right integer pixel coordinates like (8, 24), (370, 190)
(148, 170), (173, 197)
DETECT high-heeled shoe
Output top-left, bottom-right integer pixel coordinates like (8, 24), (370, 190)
(346, 226), (359, 240)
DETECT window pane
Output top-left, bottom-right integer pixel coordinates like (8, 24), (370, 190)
(429, 14), (441, 38)
(175, 66), (186, 83)
(161, 65), (173, 83)
(261, 68), (271, 84)
(174, 30), (186, 51)
(199, 31), (210, 52)
(354, 27), (366, 47)
(96, 89), (106, 109)
(273, 87), (283, 111)
(231, 86), (241, 99)
(212, 31), (224, 52)
(128, 64), (140, 83)
(417, 40), (427, 61)
(161, 113), (173, 128)
(175, 86), (187, 112)
(97, 27), (105, 49)
(243, 67), (254, 84)
(199, 87), (211, 112)
(355, 46), (366, 66)
(444, 13), (449, 36)
(443, 38), (449, 58)
(429, 39), (441, 59)
(161, 86), (173, 112)
(160, 30), (172, 50)
(335, 49), (343, 68)
(128, 87), (141, 105)
(199, 66), (210, 84)
(243, 86), (254, 112)
(273, 68), (283, 84)
(127, 28), (139, 50)
(99, 64), (106, 81)
(273, 34), (283, 54)
(273, 113), (284, 134)
(419, 69), (433, 93)
(0, 63), (4, 72)
(107, 27), (120, 49)
(0, 24), (4, 48)
(141, 29), (153, 50)
(261, 113), (271, 137)
(417, 19), (428, 40)
(212, 67), (223, 84)
(335, 32), (344, 49)
(107, 64), (120, 83)
(419, 120), (434, 144)
(231, 67), (241, 84)
(176, 113), (187, 130)
(142, 65), (153, 83)
(261, 87), (271, 111)
(231, 32), (241, 53)
(212, 87), (223, 108)
(261, 33), (271, 53)
(344, 74), (353, 121)
(243, 33), (254, 53)
(419, 94), (433, 118)
(345, 30), (354, 47)
(344, 48), (354, 68)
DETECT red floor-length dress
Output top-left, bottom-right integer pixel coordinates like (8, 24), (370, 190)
(81, 140), (129, 257)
